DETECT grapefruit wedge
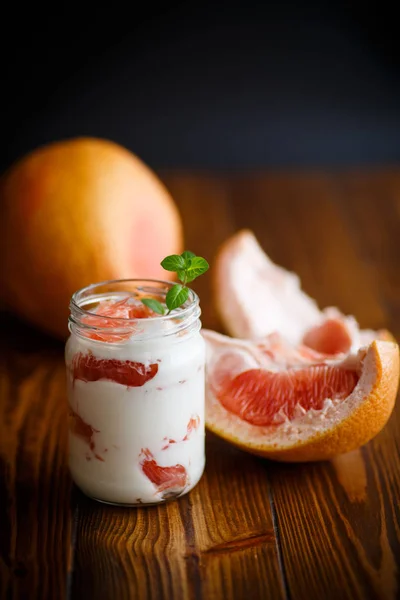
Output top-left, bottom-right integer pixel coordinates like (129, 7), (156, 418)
(213, 230), (392, 352)
(204, 330), (399, 461)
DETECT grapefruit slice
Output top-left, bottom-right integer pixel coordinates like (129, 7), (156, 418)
(140, 448), (188, 498)
(72, 352), (159, 387)
(81, 296), (156, 342)
(204, 330), (399, 461)
(68, 408), (105, 461)
(213, 230), (391, 352)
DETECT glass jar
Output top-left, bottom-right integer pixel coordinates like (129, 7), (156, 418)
(65, 279), (205, 506)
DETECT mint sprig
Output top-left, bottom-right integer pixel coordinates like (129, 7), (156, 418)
(166, 283), (189, 310)
(141, 297), (166, 315)
(159, 254), (185, 272)
(141, 251), (209, 315)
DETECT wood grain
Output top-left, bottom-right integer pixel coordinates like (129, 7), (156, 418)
(188, 434), (284, 600)
(0, 169), (399, 600)
(0, 317), (71, 600)
(216, 171), (400, 600)
(71, 491), (190, 600)
(71, 434), (284, 600)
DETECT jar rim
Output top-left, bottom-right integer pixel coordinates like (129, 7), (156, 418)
(70, 278), (200, 325)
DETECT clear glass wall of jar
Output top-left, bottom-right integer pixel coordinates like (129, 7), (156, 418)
(65, 279), (205, 506)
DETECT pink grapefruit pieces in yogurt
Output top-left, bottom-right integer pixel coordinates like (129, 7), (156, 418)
(66, 282), (205, 505)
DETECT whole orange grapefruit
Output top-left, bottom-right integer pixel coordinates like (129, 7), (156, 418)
(0, 138), (183, 337)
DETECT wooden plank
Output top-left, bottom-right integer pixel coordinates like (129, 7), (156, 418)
(189, 434), (285, 600)
(71, 492), (191, 600)
(168, 171), (400, 599)
(335, 170), (400, 337)
(243, 179), (400, 600)
(71, 434), (285, 600)
(1, 170), (399, 600)
(0, 317), (71, 600)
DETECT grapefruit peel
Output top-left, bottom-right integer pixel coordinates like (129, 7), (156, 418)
(213, 229), (393, 351)
(204, 330), (399, 461)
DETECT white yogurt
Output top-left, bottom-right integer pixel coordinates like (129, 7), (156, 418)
(66, 284), (206, 505)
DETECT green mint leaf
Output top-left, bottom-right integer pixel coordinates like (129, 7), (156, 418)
(141, 298), (166, 315)
(161, 254), (186, 272)
(181, 250), (196, 263)
(166, 284), (189, 311)
(184, 256), (209, 283)
(176, 268), (186, 282)
(180, 251), (197, 276)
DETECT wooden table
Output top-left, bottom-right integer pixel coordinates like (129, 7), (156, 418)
(1, 170), (399, 600)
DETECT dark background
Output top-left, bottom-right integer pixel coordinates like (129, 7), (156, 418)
(2, 0), (400, 172)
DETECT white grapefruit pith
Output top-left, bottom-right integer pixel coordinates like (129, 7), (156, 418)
(203, 330), (399, 462)
(213, 230), (392, 352)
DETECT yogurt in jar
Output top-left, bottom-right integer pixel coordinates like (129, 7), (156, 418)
(65, 279), (205, 506)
